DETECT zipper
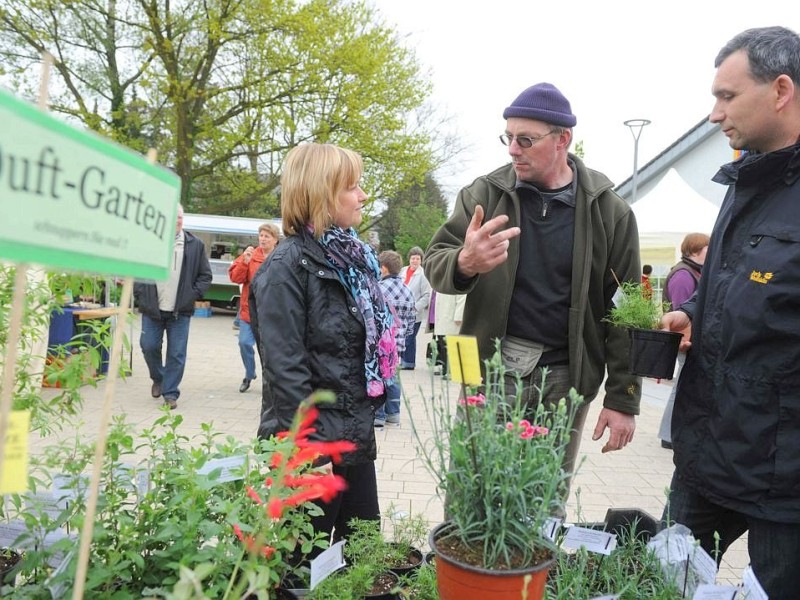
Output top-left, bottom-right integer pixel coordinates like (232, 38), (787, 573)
(541, 199), (549, 219)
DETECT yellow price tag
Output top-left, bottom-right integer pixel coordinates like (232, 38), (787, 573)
(445, 335), (482, 385)
(1, 410), (30, 494)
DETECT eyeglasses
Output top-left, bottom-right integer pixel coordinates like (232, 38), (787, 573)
(499, 131), (555, 148)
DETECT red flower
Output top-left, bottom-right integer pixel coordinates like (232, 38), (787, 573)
(246, 486), (264, 505)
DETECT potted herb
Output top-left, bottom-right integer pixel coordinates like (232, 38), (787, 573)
(384, 508), (426, 577)
(309, 519), (402, 600)
(0, 548), (21, 586)
(409, 348), (583, 600)
(547, 520), (680, 599)
(606, 279), (682, 380)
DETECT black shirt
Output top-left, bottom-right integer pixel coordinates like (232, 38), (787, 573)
(505, 174), (576, 350)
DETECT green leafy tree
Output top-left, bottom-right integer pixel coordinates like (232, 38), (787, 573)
(0, 0), (437, 213)
(375, 173), (448, 253)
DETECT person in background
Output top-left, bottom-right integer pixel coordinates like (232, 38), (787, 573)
(641, 264), (654, 300)
(657, 233), (709, 449)
(228, 223), (280, 393)
(135, 204), (212, 410)
(425, 82), (641, 483)
(250, 143), (397, 543)
(374, 250), (416, 427)
(432, 292), (466, 378)
(659, 27), (800, 598)
(399, 247), (431, 370)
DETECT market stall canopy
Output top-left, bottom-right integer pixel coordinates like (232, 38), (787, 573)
(631, 168), (720, 234)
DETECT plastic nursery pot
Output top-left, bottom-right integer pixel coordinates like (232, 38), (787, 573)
(429, 522), (554, 600)
(366, 570), (401, 599)
(387, 544), (424, 578)
(627, 328), (682, 380)
(423, 551), (436, 567)
(0, 548), (21, 585)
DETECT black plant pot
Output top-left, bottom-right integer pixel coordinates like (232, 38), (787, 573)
(387, 544), (424, 578)
(628, 328), (682, 379)
(0, 548), (21, 585)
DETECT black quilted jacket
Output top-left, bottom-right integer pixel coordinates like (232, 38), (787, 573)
(249, 230), (380, 466)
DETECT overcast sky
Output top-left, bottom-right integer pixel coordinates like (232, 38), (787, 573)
(373, 1), (798, 202)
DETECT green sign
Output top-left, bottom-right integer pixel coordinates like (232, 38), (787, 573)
(0, 87), (180, 280)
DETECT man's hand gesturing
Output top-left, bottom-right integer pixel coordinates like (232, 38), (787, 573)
(457, 205), (521, 277)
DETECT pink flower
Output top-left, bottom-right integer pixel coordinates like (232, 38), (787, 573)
(459, 393), (486, 407)
(505, 422), (514, 431)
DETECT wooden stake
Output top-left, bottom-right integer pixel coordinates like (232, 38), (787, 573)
(0, 265), (31, 486)
(71, 278), (133, 599)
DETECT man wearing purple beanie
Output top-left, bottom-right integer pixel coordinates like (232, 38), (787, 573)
(426, 82), (641, 480)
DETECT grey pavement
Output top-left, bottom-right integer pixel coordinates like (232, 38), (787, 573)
(37, 310), (749, 584)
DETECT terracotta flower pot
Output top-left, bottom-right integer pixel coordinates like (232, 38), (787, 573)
(429, 522), (554, 600)
(628, 328), (682, 379)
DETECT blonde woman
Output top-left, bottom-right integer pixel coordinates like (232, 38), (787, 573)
(250, 143), (398, 543)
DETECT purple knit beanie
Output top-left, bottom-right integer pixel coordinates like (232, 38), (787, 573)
(502, 82), (577, 127)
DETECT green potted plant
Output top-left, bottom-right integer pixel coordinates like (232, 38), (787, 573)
(606, 279), (682, 380)
(309, 518), (402, 600)
(383, 507), (426, 577)
(546, 521), (681, 599)
(409, 348), (583, 600)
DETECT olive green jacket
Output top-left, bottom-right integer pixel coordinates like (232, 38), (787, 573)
(425, 156), (642, 414)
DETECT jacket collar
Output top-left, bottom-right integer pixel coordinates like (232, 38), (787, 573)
(485, 154), (615, 203)
(714, 141), (800, 187)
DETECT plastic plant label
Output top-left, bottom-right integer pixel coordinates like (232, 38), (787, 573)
(196, 455), (247, 483)
(689, 544), (718, 586)
(742, 565), (768, 600)
(310, 539), (346, 589)
(691, 584), (738, 599)
(0, 410), (30, 494)
(541, 516), (563, 542)
(562, 526), (617, 555)
(589, 595), (621, 600)
(445, 335), (482, 385)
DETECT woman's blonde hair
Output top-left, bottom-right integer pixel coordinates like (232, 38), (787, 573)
(280, 143), (363, 239)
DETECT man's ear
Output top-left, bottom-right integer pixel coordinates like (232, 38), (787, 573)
(774, 73), (796, 112)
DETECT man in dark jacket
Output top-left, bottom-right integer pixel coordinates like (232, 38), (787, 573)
(134, 204), (212, 409)
(660, 26), (800, 598)
(425, 83), (641, 482)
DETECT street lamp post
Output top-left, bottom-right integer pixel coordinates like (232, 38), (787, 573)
(623, 119), (651, 204)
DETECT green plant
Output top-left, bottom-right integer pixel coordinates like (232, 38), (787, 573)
(408, 348), (583, 570)
(0, 264), (97, 435)
(605, 280), (665, 330)
(397, 563), (439, 600)
(0, 393), (354, 599)
(384, 505), (427, 571)
(309, 518), (404, 600)
(546, 524), (681, 599)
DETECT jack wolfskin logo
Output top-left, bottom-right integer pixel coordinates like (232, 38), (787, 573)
(750, 270), (774, 284)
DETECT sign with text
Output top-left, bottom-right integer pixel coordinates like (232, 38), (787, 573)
(0, 410), (29, 493)
(0, 87), (179, 280)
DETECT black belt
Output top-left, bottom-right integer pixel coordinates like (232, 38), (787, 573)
(539, 348), (569, 366)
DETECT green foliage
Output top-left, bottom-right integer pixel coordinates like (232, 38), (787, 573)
(408, 347), (583, 569)
(309, 518), (405, 600)
(375, 173), (448, 253)
(606, 281), (665, 330)
(546, 525), (681, 599)
(0, 0), (438, 213)
(0, 265), (128, 435)
(0, 411), (329, 598)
